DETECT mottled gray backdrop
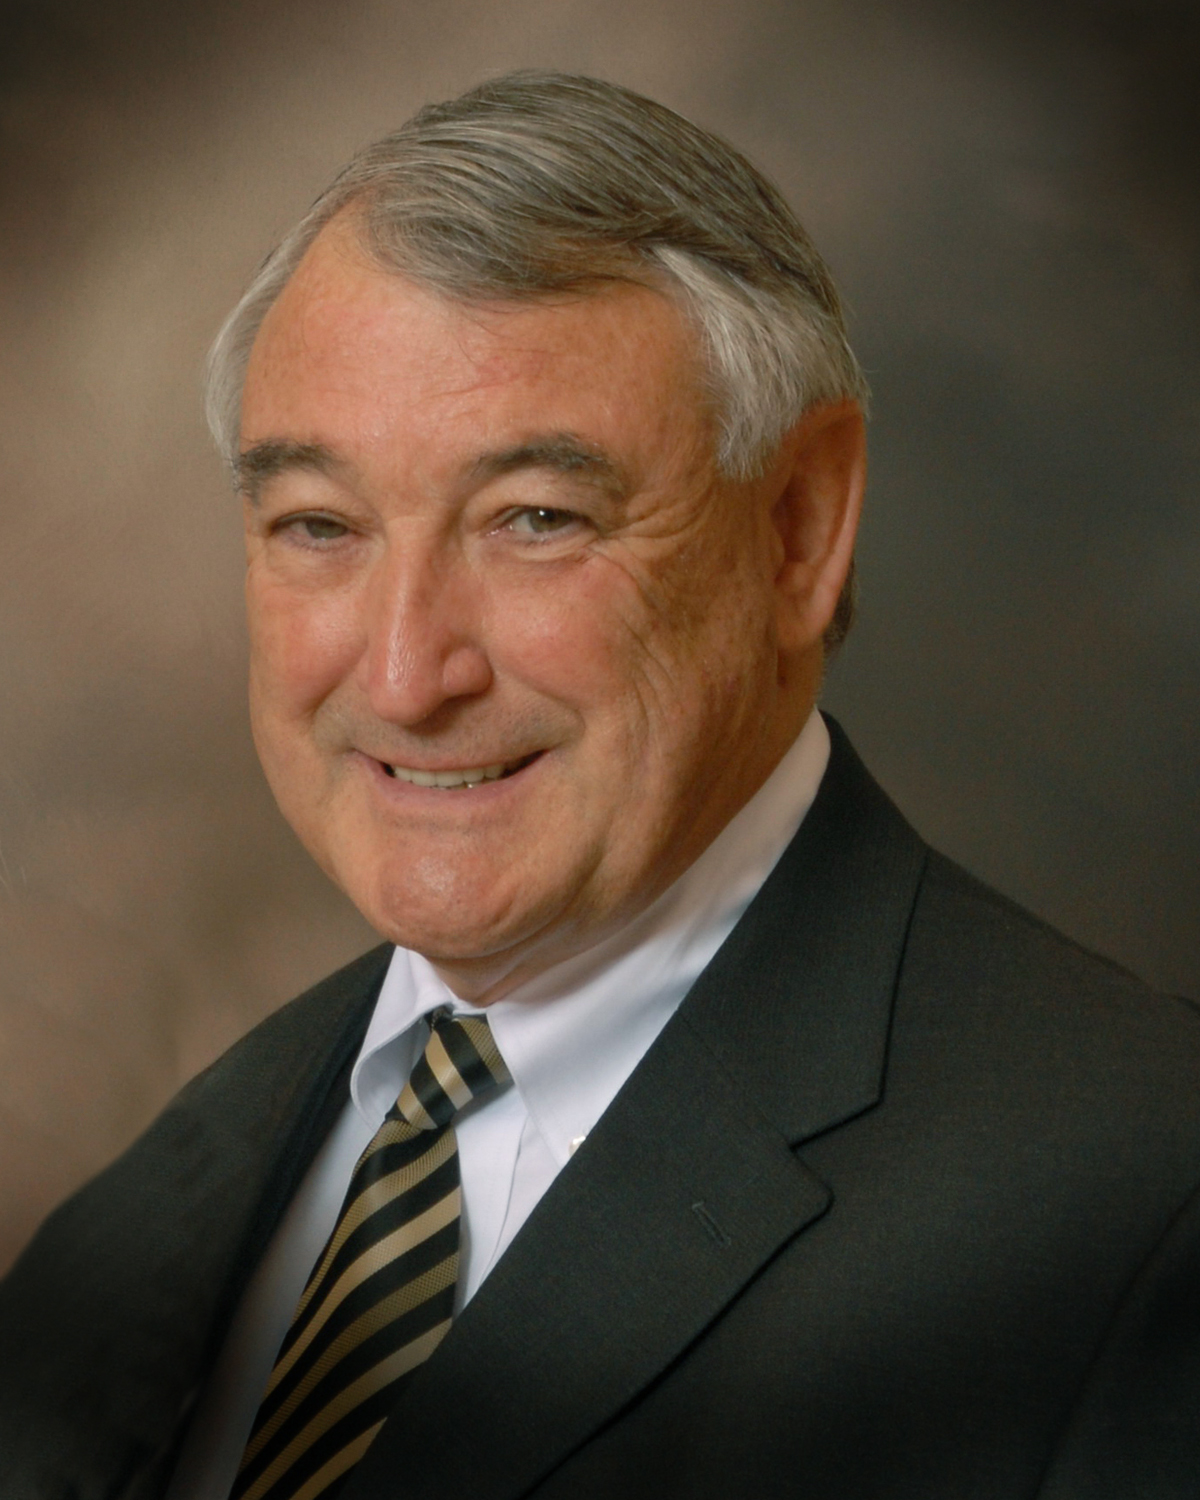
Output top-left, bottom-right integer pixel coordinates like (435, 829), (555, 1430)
(1, 0), (1196, 1269)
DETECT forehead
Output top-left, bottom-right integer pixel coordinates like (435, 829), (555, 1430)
(241, 216), (714, 471)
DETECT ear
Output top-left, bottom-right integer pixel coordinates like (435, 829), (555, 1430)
(769, 400), (866, 654)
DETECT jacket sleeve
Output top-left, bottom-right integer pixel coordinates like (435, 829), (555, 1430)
(1039, 1175), (1200, 1499)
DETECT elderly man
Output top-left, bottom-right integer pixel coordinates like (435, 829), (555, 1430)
(2, 72), (1198, 1500)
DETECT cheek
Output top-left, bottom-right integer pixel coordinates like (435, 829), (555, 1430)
(247, 571), (364, 721)
(631, 551), (780, 761)
(483, 552), (767, 785)
(607, 531), (776, 689)
(481, 562), (639, 703)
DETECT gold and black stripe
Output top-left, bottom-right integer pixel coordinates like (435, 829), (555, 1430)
(231, 1009), (509, 1500)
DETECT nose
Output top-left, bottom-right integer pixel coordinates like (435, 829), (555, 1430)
(360, 538), (493, 726)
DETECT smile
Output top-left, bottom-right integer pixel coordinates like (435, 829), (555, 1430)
(381, 753), (540, 789)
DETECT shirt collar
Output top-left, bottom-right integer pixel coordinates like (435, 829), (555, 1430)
(351, 709), (831, 1162)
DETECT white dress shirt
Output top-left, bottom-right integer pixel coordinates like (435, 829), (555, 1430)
(167, 710), (830, 1498)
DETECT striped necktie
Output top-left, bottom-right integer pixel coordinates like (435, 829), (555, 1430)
(231, 1008), (510, 1500)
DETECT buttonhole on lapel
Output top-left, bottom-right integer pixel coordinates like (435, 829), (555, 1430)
(691, 1201), (732, 1248)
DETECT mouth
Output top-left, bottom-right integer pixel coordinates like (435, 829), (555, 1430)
(380, 751), (541, 789)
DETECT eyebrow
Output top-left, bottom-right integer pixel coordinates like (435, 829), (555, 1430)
(469, 434), (628, 496)
(235, 440), (342, 502)
(235, 431), (628, 503)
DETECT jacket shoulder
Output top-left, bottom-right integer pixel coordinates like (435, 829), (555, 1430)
(894, 848), (1200, 1149)
(915, 847), (1196, 1023)
(0, 943), (391, 1500)
(169, 942), (393, 1126)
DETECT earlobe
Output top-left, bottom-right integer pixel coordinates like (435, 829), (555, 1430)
(770, 400), (867, 653)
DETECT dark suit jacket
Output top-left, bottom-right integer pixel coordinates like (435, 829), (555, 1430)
(3, 721), (1199, 1499)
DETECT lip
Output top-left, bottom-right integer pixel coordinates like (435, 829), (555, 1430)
(357, 748), (546, 797)
(382, 750), (540, 789)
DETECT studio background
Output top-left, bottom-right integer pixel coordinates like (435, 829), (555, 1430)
(1, 0), (1196, 1273)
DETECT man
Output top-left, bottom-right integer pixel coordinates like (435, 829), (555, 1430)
(1, 71), (1198, 1500)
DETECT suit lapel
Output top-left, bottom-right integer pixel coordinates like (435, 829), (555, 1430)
(349, 720), (928, 1500)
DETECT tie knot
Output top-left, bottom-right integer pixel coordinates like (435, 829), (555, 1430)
(392, 1008), (510, 1131)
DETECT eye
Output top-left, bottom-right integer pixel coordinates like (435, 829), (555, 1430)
(506, 507), (580, 537)
(278, 514), (350, 543)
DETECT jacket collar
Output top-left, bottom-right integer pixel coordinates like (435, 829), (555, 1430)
(680, 713), (928, 1144)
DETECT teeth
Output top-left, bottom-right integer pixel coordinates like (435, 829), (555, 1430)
(388, 761), (510, 788)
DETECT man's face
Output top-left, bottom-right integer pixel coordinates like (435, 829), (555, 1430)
(240, 217), (820, 998)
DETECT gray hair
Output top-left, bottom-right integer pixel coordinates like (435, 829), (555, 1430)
(206, 71), (867, 644)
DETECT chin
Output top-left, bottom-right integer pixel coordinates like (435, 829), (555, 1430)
(346, 861), (552, 967)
